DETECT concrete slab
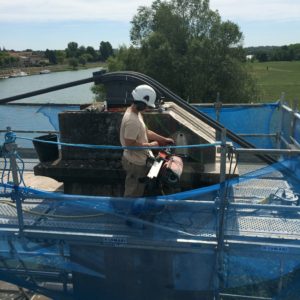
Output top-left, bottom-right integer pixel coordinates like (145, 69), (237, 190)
(23, 172), (63, 192)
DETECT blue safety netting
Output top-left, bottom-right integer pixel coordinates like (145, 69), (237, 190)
(294, 113), (300, 145)
(0, 154), (300, 299)
(1, 102), (300, 299)
(1, 102), (292, 149)
(195, 103), (281, 148)
(1, 136), (300, 299)
(0, 104), (80, 148)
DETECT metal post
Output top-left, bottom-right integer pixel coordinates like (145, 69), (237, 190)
(214, 128), (227, 299)
(3, 127), (24, 232)
(215, 93), (222, 141)
(217, 128), (227, 244)
(293, 98), (298, 113)
(215, 92), (221, 123)
(276, 93), (285, 149)
(291, 100), (299, 145)
(219, 128), (227, 185)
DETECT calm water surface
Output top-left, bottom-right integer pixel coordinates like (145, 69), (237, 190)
(0, 68), (99, 146)
(0, 67), (100, 104)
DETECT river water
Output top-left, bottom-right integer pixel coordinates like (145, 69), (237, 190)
(0, 67), (100, 104)
(0, 68), (101, 146)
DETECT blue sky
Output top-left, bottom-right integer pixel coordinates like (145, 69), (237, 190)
(0, 0), (299, 50)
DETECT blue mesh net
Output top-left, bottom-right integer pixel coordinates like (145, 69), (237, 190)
(294, 114), (300, 144)
(195, 103), (280, 148)
(1, 102), (300, 299)
(0, 104), (80, 148)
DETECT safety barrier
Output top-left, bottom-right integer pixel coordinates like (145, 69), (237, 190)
(1, 128), (300, 299)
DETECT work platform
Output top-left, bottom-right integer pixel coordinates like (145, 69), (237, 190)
(1, 172), (300, 299)
(1, 160), (299, 244)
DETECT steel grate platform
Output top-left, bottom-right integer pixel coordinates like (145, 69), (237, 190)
(230, 178), (292, 201)
(0, 202), (50, 226)
(226, 214), (300, 240)
(1, 160), (300, 245)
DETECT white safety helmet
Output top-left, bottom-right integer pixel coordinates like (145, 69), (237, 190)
(132, 84), (156, 108)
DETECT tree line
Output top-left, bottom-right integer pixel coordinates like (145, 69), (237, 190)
(3, 0), (295, 103)
(246, 44), (300, 62)
(0, 41), (114, 69)
(47, 41), (113, 68)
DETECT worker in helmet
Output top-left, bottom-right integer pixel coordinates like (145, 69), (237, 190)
(120, 84), (174, 197)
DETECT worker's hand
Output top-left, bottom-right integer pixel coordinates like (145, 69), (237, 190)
(148, 141), (159, 147)
(161, 137), (174, 146)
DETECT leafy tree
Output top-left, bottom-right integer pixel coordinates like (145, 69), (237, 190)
(255, 51), (269, 62)
(81, 53), (94, 63)
(290, 44), (300, 60)
(0, 52), (19, 68)
(99, 41), (113, 61)
(86, 46), (98, 61)
(78, 55), (87, 66)
(108, 45), (142, 71)
(55, 50), (66, 64)
(247, 43), (300, 62)
(108, 0), (258, 103)
(91, 84), (106, 102)
(78, 46), (86, 57)
(66, 42), (79, 58)
(45, 49), (57, 64)
(68, 57), (78, 69)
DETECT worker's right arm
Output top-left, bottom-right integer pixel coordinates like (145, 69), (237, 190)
(123, 138), (158, 148)
(123, 120), (159, 148)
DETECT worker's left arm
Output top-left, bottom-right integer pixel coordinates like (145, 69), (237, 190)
(147, 130), (174, 146)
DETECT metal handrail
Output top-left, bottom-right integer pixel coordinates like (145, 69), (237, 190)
(0, 130), (58, 134)
(235, 148), (300, 155)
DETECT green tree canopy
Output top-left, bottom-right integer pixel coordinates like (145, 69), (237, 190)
(45, 49), (57, 64)
(0, 52), (19, 68)
(247, 43), (300, 62)
(68, 57), (79, 69)
(66, 42), (79, 58)
(55, 50), (66, 64)
(99, 41), (113, 61)
(86, 46), (98, 61)
(108, 0), (258, 103)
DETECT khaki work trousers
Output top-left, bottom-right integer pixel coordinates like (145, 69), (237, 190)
(122, 156), (149, 197)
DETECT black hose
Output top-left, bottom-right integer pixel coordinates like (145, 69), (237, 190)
(100, 71), (276, 164)
(0, 70), (276, 164)
(0, 77), (94, 104)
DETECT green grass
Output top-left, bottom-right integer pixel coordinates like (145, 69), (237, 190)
(249, 61), (300, 104)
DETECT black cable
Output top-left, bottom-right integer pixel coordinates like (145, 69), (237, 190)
(0, 70), (276, 164)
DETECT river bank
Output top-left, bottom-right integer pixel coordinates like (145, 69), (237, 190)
(0, 62), (106, 78)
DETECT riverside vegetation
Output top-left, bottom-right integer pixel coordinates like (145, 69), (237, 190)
(0, 40), (112, 77)
(1, 0), (299, 105)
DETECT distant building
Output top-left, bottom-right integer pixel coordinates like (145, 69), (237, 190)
(246, 54), (254, 61)
(8, 51), (49, 66)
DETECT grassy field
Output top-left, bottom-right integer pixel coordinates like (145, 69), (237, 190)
(250, 61), (300, 104)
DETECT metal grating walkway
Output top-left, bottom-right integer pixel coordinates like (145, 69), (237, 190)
(1, 159), (300, 248)
(226, 214), (300, 240)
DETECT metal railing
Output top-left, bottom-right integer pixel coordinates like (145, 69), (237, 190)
(1, 126), (300, 300)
